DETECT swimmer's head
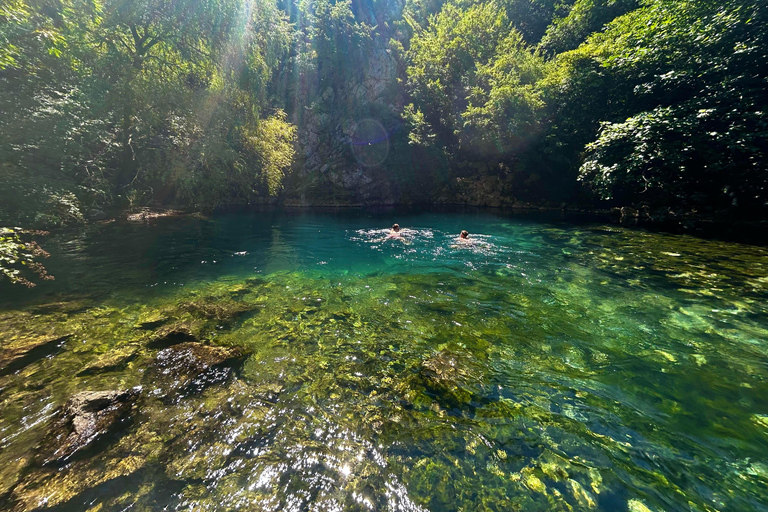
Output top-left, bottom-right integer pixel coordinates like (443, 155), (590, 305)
(392, 223), (400, 232)
(460, 230), (469, 239)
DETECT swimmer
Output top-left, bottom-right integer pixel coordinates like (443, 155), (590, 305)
(375, 223), (410, 243)
(386, 223), (402, 239)
(451, 229), (479, 249)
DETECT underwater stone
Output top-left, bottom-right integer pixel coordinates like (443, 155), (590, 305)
(138, 318), (168, 330)
(751, 414), (768, 430)
(0, 455), (30, 499)
(29, 301), (89, 314)
(148, 323), (200, 349)
(179, 298), (254, 321)
(567, 479), (596, 509)
(146, 342), (245, 396)
(421, 350), (472, 385)
(0, 333), (71, 377)
(628, 499), (654, 512)
(154, 342), (243, 369)
(38, 388), (139, 464)
(522, 470), (547, 494)
(76, 345), (139, 376)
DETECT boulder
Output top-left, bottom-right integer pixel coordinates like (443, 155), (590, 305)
(418, 348), (486, 409)
(421, 350), (474, 386)
(155, 342), (242, 370)
(0, 334), (70, 377)
(38, 388), (139, 464)
(147, 342), (245, 397)
(76, 345), (139, 376)
(147, 323), (199, 349)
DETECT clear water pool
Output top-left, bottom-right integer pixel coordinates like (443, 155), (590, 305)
(1, 209), (767, 512)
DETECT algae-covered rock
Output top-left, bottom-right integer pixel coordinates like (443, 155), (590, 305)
(628, 499), (654, 512)
(9, 453), (154, 511)
(38, 388), (139, 464)
(421, 350), (471, 384)
(146, 342), (245, 397)
(147, 322), (201, 349)
(154, 342), (243, 370)
(419, 347), (485, 407)
(178, 297), (254, 322)
(29, 301), (90, 315)
(0, 333), (71, 377)
(76, 345), (140, 376)
(0, 455), (30, 499)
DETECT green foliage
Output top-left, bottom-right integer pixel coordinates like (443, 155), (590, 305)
(574, 0), (768, 212)
(538, 0), (638, 55)
(496, 0), (561, 44)
(406, 1), (546, 156)
(289, 0), (373, 102)
(1, 0), (298, 218)
(402, 103), (437, 146)
(0, 0), (76, 70)
(463, 30), (545, 154)
(2, 0), (768, 223)
(248, 111), (297, 196)
(402, 0), (767, 213)
(0, 227), (53, 287)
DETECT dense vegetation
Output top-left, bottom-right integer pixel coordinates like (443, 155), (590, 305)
(1, 0), (766, 280)
(403, 0), (767, 210)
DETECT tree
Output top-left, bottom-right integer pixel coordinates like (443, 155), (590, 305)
(538, 0), (638, 55)
(575, 0), (768, 214)
(406, 1), (513, 148)
(405, 1), (545, 156)
(1, 0), (297, 218)
(0, 227), (53, 287)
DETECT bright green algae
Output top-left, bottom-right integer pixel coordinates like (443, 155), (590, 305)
(1, 216), (768, 512)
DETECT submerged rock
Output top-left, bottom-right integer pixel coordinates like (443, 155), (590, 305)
(420, 348), (480, 389)
(0, 455), (31, 501)
(29, 301), (89, 315)
(147, 322), (200, 349)
(179, 298), (254, 321)
(155, 342), (243, 368)
(76, 345), (140, 376)
(38, 388), (139, 464)
(0, 333), (71, 377)
(418, 347), (485, 409)
(147, 342), (245, 396)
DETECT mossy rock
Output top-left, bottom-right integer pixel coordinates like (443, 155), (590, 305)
(0, 333), (71, 377)
(418, 346), (486, 407)
(36, 388), (140, 465)
(144, 342), (246, 397)
(76, 345), (141, 376)
(178, 297), (255, 322)
(147, 322), (202, 349)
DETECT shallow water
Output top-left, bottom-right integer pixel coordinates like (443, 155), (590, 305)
(1, 209), (768, 512)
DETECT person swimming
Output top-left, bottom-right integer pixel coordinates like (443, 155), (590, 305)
(451, 229), (478, 249)
(386, 223), (402, 239)
(375, 223), (410, 244)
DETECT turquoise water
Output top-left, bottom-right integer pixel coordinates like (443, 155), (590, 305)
(1, 209), (768, 511)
